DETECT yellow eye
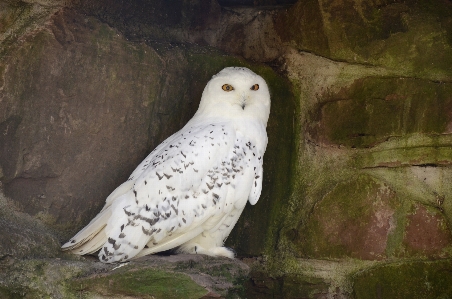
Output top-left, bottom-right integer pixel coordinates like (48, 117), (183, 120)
(251, 84), (259, 91)
(222, 84), (234, 91)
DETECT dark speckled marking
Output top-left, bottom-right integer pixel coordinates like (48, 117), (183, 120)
(134, 214), (159, 226)
(103, 246), (113, 256)
(124, 208), (134, 216)
(171, 204), (178, 215)
(142, 226), (156, 236)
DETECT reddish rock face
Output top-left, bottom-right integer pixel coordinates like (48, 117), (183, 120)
(299, 175), (399, 260)
(0, 9), (199, 236)
(320, 200), (396, 260)
(298, 173), (452, 260)
(403, 204), (452, 257)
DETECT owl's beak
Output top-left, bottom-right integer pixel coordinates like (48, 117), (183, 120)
(240, 93), (247, 110)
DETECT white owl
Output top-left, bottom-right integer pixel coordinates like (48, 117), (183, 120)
(62, 67), (271, 263)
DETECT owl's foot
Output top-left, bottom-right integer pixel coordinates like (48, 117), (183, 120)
(195, 245), (236, 258)
(182, 244), (235, 258)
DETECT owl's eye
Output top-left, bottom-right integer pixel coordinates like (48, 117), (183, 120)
(250, 84), (259, 91)
(222, 84), (234, 92)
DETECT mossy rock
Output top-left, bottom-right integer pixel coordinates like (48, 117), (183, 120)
(246, 270), (329, 299)
(352, 259), (452, 299)
(319, 1), (452, 79)
(312, 77), (452, 148)
(297, 173), (452, 260)
(298, 174), (401, 260)
(70, 268), (208, 299)
(0, 254), (250, 299)
(274, 0), (330, 57)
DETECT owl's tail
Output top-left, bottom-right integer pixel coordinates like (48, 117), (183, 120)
(61, 206), (111, 254)
(61, 180), (134, 255)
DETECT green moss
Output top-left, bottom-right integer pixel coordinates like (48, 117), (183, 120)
(352, 259), (452, 299)
(297, 174), (402, 259)
(354, 133), (452, 168)
(0, 287), (28, 299)
(174, 257), (249, 298)
(320, 1), (452, 80)
(0, 2), (56, 59)
(70, 267), (207, 299)
(384, 196), (411, 258)
(317, 77), (452, 148)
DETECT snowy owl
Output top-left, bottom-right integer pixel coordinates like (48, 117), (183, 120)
(62, 67), (271, 263)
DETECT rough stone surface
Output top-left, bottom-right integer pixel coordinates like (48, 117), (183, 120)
(300, 174), (400, 260)
(352, 259), (452, 299)
(0, 8), (198, 236)
(312, 77), (452, 148)
(76, 0), (287, 62)
(298, 174), (452, 261)
(403, 204), (452, 257)
(1, 0), (452, 298)
(0, 254), (249, 298)
(0, 191), (61, 260)
(267, 0), (452, 297)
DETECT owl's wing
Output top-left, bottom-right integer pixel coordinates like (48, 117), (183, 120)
(62, 133), (181, 252)
(126, 130), (183, 183)
(66, 121), (243, 262)
(248, 151), (264, 206)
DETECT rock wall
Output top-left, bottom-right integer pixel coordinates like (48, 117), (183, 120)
(1, 0), (452, 298)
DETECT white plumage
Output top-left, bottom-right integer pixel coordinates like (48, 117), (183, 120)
(61, 67), (271, 263)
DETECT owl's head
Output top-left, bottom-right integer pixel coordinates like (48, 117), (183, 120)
(195, 67), (271, 126)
